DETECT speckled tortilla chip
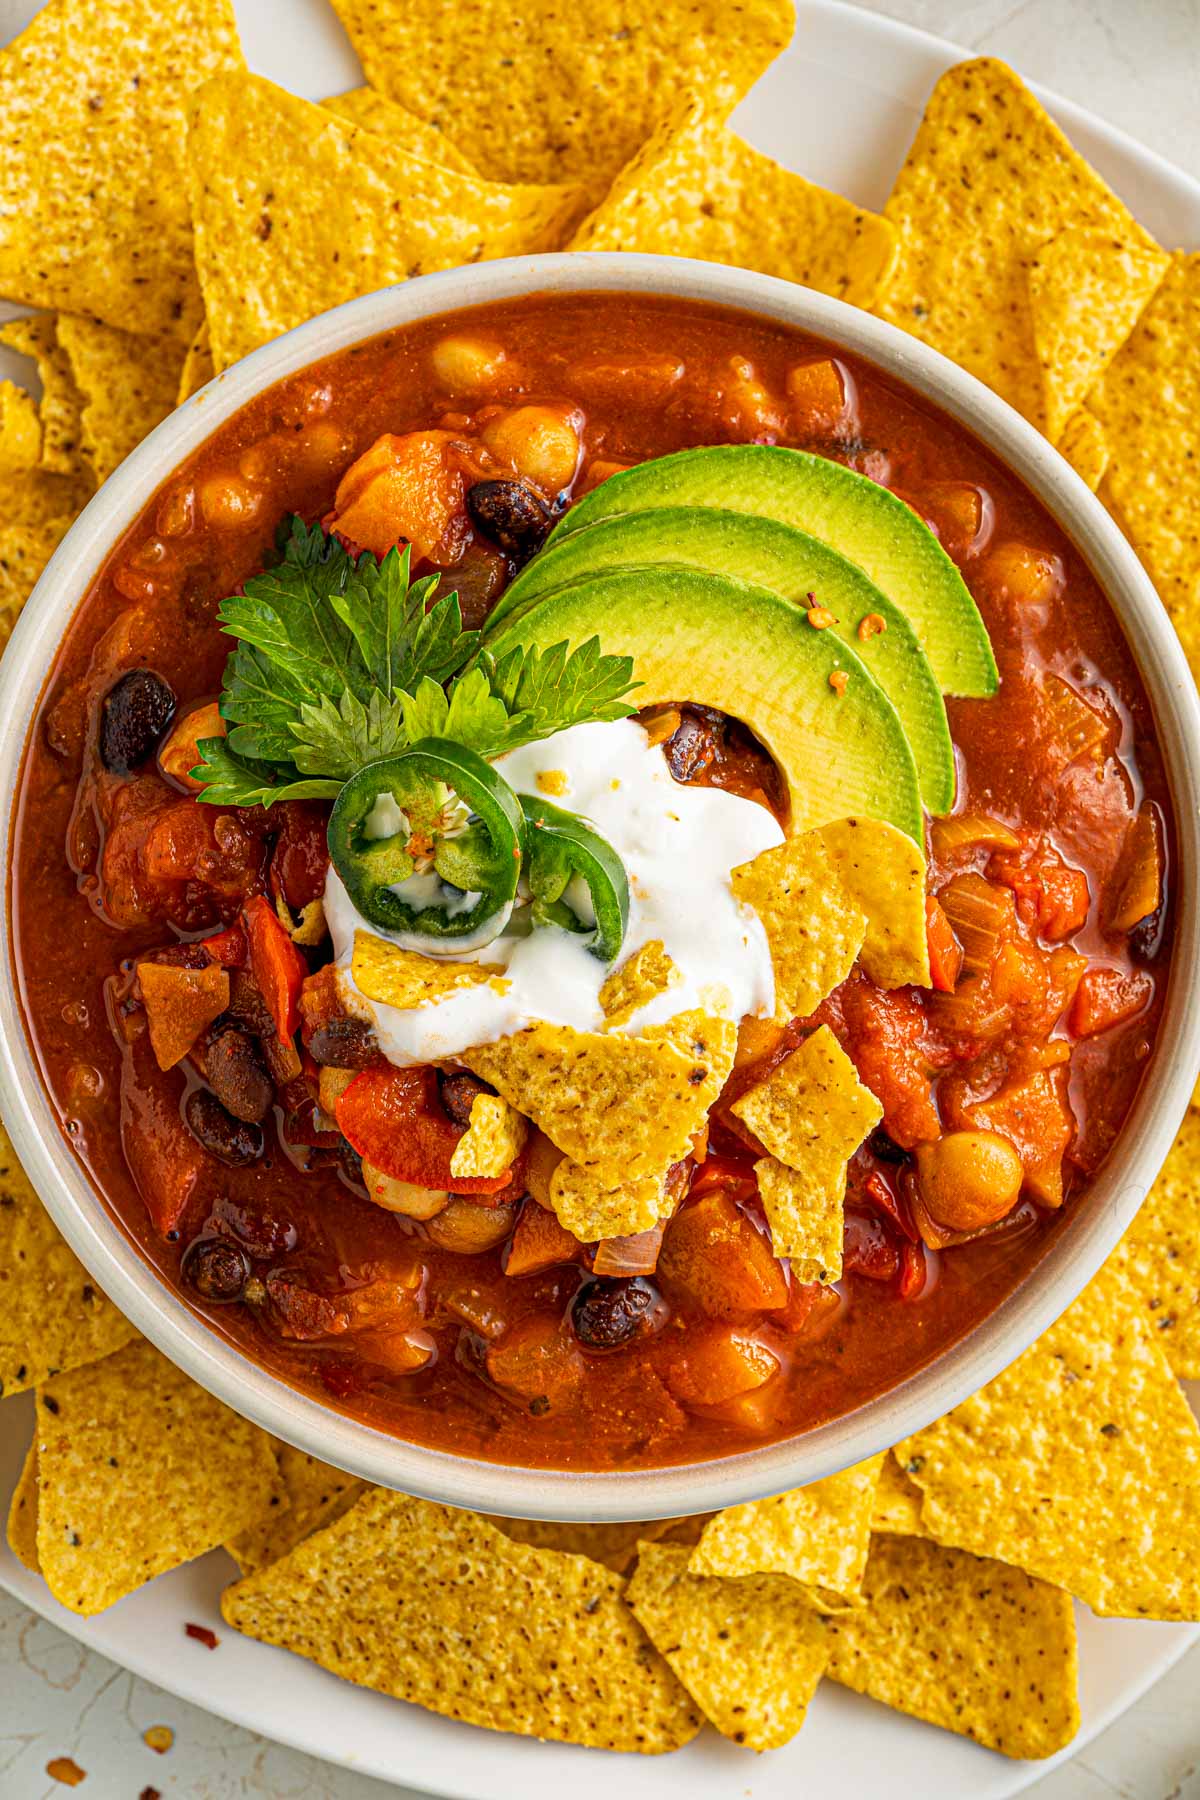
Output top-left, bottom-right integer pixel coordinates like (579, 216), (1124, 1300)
(0, 518), (70, 642)
(326, 0), (793, 192)
(351, 932), (509, 1009)
(177, 321), (215, 404)
(732, 835), (866, 1022)
(56, 316), (183, 483)
(0, 0), (243, 341)
(0, 381), (41, 470)
(487, 1516), (672, 1575)
(0, 1121), (138, 1398)
(895, 1259), (1200, 1619)
(36, 1340), (281, 1615)
(0, 316), (85, 476)
(187, 74), (588, 371)
(826, 1533), (1080, 1759)
(549, 1158), (668, 1241)
(599, 939), (681, 1027)
(628, 1540), (829, 1750)
(137, 960), (229, 1070)
(1028, 229), (1167, 441)
(6, 1437), (40, 1574)
(0, 465), (93, 633)
(641, 1010), (738, 1114)
(1058, 406), (1109, 491)
(754, 1156), (845, 1283)
(876, 58), (1164, 433)
(221, 1490), (701, 1752)
(449, 1093), (528, 1181)
(1115, 1101), (1200, 1378)
(871, 1452), (928, 1536)
(690, 1455), (885, 1609)
(818, 818), (930, 988)
(225, 1442), (367, 1576)
(323, 88), (478, 174)
(571, 96), (896, 308)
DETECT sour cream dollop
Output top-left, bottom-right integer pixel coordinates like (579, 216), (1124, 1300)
(325, 718), (784, 1064)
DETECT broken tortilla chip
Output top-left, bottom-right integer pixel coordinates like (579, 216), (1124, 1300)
(690, 1455), (885, 1609)
(221, 1490), (701, 1752)
(876, 58), (1164, 433)
(1028, 228), (1167, 441)
(871, 1452), (928, 1536)
(351, 932), (508, 1009)
(326, 0), (793, 192)
(0, 315), (85, 477)
(449, 1093), (529, 1181)
(549, 1158), (667, 1241)
(732, 834), (866, 1021)
(641, 1010), (738, 1114)
(0, 381), (41, 471)
(599, 939), (681, 1027)
(225, 1442), (367, 1576)
(137, 960), (229, 1070)
(323, 87), (478, 174)
(0, 0), (243, 341)
(571, 96), (896, 309)
(0, 516), (74, 641)
(628, 1539), (829, 1750)
(1115, 1099), (1200, 1378)
(895, 1259), (1200, 1619)
(754, 1156), (846, 1284)
(36, 1338), (281, 1616)
(187, 74), (588, 372)
(818, 817), (930, 988)
(56, 316), (184, 484)
(0, 1121), (139, 1398)
(6, 1436), (40, 1574)
(487, 1516), (672, 1575)
(177, 321), (215, 404)
(826, 1533), (1080, 1759)
(1058, 405), (1109, 491)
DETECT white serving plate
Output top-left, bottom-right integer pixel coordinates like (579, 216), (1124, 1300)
(1, 0), (1198, 1794)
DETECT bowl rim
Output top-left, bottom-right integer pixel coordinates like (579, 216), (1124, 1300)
(3, 250), (1198, 1522)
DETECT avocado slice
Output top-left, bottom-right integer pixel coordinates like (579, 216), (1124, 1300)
(518, 445), (997, 699)
(486, 565), (924, 842)
(493, 507), (954, 814)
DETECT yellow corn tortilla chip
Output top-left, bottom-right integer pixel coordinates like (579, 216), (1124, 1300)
(549, 1158), (667, 1241)
(0, 1121), (139, 1398)
(0, 381), (41, 471)
(876, 58), (1164, 433)
(351, 931), (509, 1009)
(599, 939), (681, 1027)
(1115, 1099), (1200, 1378)
(690, 1454), (885, 1608)
(826, 1533), (1080, 1759)
(326, 0), (793, 192)
(55, 316), (183, 484)
(449, 1093), (529, 1181)
(187, 74), (588, 372)
(1028, 229), (1168, 441)
(323, 88), (478, 174)
(641, 1009), (738, 1114)
(487, 1516), (673, 1575)
(628, 1539), (829, 1750)
(225, 1442), (367, 1576)
(1058, 405), (1109, 491)
(0, 464), (93, 532)
(0, 0), (243, 341)
(895, 1259), (1200, 1619)
(732, 835), (867, 1022)
(0, 518), (70, 644)
(6, 1437), (40, 1574)
(0, 315), (85, 476)
(754, 1157), (844, 1284)
(177, 320), (215, 404)
(463, 1023), (713, 1181)
(222, 1490), (701, 1752)
(871, 1452), (928, 1536)
(571, 96), (897, 308)
(36, 1339), (282, 1615)
(818, 818), (930, 989)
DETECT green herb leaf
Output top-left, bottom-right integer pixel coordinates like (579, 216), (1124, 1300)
(486, 636), (638, 738)
(400, 669), (531, 758)
(190, 736), (343, 808)
(289, 688), (411, 778)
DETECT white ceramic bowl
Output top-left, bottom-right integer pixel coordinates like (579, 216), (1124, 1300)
(3, 252), (1198, 1521)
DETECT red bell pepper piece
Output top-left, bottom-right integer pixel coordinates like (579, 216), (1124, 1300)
(242, 895), (307, 1043)
(200, 921), (248, 968)
(335, 1064), (514, 1195)
(925, 895), (964, 993)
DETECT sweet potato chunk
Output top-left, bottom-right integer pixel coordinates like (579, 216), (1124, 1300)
(658, 1191), (787, 1318)
(666, 1323), (780, 1407)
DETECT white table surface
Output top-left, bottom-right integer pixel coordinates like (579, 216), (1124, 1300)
(3, 0), (1200, 1794)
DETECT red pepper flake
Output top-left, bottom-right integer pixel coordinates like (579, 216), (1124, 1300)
(806, 605), (838, 630)
(46, 1758), (86, 1787)
(828, 670), (849, 696)
(185, 1621), (219, 1649)
(143, 1726), (174, 1754)
(857, 612), (886, 641)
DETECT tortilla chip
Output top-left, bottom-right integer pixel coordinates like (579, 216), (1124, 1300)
(1116, 1101), (1200, 1377)
(463, 1023), (713, 1181)
(225, 1442), (367, 1576)
(690, 1455), (885, 1608)
(36, 1339), (281, 1615)
(323, 88), (477, 174)
(876, 58), (1164, 433)
(0, 517), (70, 641)
(549, 1158), (668, 1240)
(0, 381), (41, 471)
(818, 818), (930, 988)
(641, 1009), (738, 1114)
(826, 1533), (1080, 1759)
(488, 1516), (672, 1575)
(0, 1121), (139, 1398)
(6, 1437), (40, 1574)
(752, 1157), (842, 1283)
(137, 960), (229, 1070)
(351, 932), (508, 1009)
(0, 0), (243, 341)
(571, 96), (896, 308)
(187, 74), (588, 372)
(56, 316), (183, 483)
(732, 835), (867, 1022)
(1058, 405), (1109, 491)
(628, 1539), (829, 1750)
(599, 939), (681, 1027)
(0, 464), (93, 532)
(222, 1490), (701, 1752)
(177, 321), (214, 404)
(0, 315), (85, 476)
(871, 1452), (928, 1536)
(1028, 229), (1167, 441)
(326, 0), (793, 192)
(895, 1259), (1200, 1619)
(449, 1093), (529, 1181)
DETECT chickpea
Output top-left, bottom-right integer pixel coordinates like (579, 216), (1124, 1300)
(431, 335), (508, 392)
(481, 404), (581, 493)
(155, 486), (195, 539)
(425, 1195), (521, 1255)
(318, 1065), (357, 1117)
(915, 1130), (1023, 1232)
(360, 1161), (448, 1219)
(198, 472), (265, 530)
(979, 540), (1064, 607)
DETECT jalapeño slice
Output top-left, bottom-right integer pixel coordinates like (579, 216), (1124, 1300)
(521, 794), (629, 964)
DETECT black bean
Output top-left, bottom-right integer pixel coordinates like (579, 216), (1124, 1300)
(438, 1069), (491, 1126)
(184, 1088), (263, 1166)
(1128, 905), (1165, 966)
(465, 479), (553, 564)
(570, 1276), (656, 1351)
(307, 1016), (380, 1069)
(205, 1026), (274, 1124)
(868, 1125), (910, 1164)
(98, 669), (176, 774)
(664, 710), (717, 782)
(182, 1236), (250, 1303)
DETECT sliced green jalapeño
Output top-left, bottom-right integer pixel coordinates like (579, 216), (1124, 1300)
(328, 739), (523, 949)
(521, 795), (630, 964)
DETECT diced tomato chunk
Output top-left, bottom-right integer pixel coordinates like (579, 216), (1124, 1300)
(269, 801), (331, 913)
(242, 894), (307, 1042)
(773, 1274), (842, 1338)
(841, 1211), (901, 1282)
(968, 1068), (1074, 1207)
(335, 1064), (512, 1195)
(1069, 966), (1153, 1039)
(200, 921), (247, 967)
(988, 833), (1091, 942)
(657, 1190), (787, 1317)
(118, 1021), (205, 1235)
(837, 972), (942, 1148)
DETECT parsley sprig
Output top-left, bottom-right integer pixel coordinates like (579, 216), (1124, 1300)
(193, 518), (638, 807)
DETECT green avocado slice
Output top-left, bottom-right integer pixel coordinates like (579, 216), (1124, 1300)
(514, 444), (997, 699)
(493, 507), (954, 815)
(486, 565), (924, 843)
